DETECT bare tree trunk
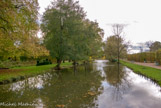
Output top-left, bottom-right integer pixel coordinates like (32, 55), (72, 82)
(73, 60), (77, 76)
(112, 24), (125, 64)
(117, 35), (120, 64)
(73, 60), (76, 66)
(56, 59), (62, 70)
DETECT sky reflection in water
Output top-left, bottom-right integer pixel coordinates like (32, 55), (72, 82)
(95, 60), (161, 108)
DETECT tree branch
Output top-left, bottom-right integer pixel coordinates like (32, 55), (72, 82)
(0, 16), (9, 23)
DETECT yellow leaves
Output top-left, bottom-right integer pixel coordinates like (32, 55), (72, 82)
(91, 82), (95, 85)
(83, 95), (87, 98)
(102, 56), (106, 60)
(87, 91), (96, 96)
(68, 100), (72, 103)
(20, 36), (49, 58)
(89, 56), (93, 61)
(83, 91), (97, 98)
(0, 0), (40, 58)
(56, 104), (65, 108)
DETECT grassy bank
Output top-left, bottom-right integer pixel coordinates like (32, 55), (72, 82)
(121, 60), (161, 86)
(0, 62), (72, 84)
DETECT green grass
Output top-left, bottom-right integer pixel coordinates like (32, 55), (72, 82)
(0, 62), (72, 83)
(121, 60), (161, 86)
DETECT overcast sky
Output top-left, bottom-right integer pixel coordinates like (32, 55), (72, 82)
(38, 0), (161, 44)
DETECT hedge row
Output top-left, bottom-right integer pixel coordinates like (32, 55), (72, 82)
(127, 50), (161, 64)
(156, 50), (161, 64)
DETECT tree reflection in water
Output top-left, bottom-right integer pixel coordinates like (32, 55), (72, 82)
(1, 61), (161, 108)
(0, 64), (104, 108)
(104, 62), (131, 101)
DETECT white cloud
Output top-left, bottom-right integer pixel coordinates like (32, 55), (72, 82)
(38, 0), (161, 43)
(78, 0), (161, 43)
(39, 0), (53, 15)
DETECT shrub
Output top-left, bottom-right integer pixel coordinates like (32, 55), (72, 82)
(36, 59), (52, 66)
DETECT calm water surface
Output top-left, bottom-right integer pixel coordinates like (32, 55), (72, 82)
(0, 60), (161, 108)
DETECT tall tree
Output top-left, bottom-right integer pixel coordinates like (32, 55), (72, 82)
(145, 41), (153, 50)
(105, 24), (128, 63)
(83, 20), (104, 59)
(150, 41), (161, 52)
(41, 0), (104, 69)
(41, 0), (86, 69)
(112, 24), (128, 63)
(68, 19), (104, 63)
(105, 36), (127, 62)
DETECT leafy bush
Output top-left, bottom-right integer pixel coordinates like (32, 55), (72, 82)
(0, 62), (6, 68)
(36, 59), (52, 66)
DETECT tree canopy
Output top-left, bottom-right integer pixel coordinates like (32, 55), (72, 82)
(150, 41), (161, 52)
(41, 0), (104, 69)
(104, 24), (128, 62)
(0, 0), (49, 60)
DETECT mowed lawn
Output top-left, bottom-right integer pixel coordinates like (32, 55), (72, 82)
(121, 60), (161, 86)
(0, 62), (72, 83)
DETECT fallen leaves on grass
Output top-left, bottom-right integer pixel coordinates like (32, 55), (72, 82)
(56, 104), (65, 108)
(0, 69), (27, 74)
(87, 91), (96, 96)
(69, 100), (72, 103)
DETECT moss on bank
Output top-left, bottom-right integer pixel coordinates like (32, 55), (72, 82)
(0, 62), (72, 85)
(121, 60), (161, 86)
